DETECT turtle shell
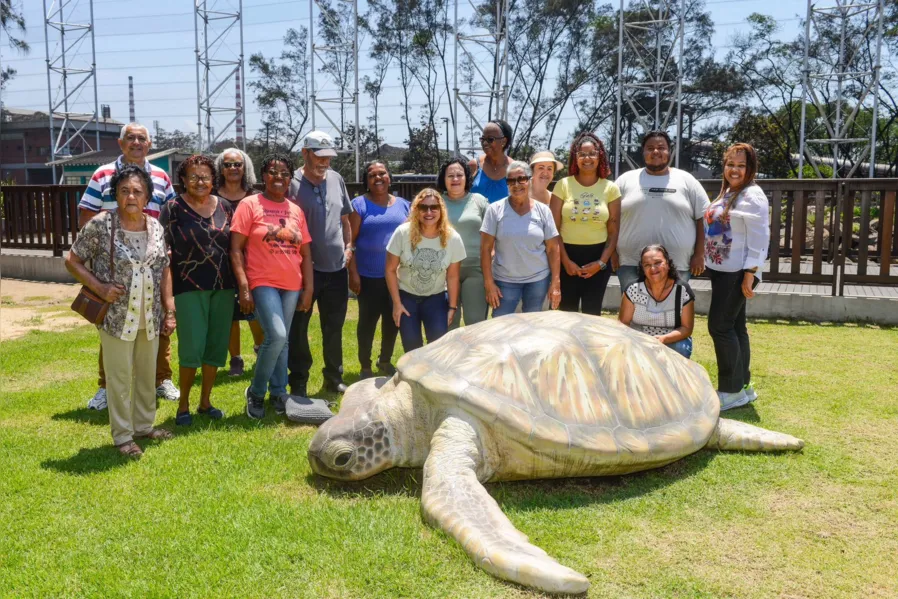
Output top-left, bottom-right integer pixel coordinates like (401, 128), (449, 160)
(397, 312), (719, 460)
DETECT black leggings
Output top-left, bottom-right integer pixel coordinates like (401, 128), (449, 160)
(356, 276), (399, 369)
(559, 242), (612, 315)
(707, 267), (751, 393)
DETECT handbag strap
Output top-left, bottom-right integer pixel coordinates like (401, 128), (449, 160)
(674, 284), (682, 330)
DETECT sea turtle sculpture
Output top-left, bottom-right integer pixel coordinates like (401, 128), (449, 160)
(308, 312), (804, 595)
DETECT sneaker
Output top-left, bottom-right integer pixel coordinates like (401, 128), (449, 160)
(156, 379), (180, 402)
(269, 394), (287, 416)
(377, 362), (396, 376)
(197, 405), (224, 419)
(291, 383), (308, 399)
(228, 356), (245, 377)
(87, 387), (107, 411)
(719, 389), (750, 411)
(743, 382), (759, 403)
(175, 411), (193, 426)
(359, 367), (376, 380)
(324, 379), (348, 394)
(245, 386), (265, 420)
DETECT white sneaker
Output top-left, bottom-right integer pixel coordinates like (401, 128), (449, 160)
(156, 379), (180, 401)
(719, 389), (750, 411)
(87, 387), (107, 410)
(743, 382), (759, 403)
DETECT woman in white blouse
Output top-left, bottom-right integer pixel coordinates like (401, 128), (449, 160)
(703, 143), (770, 411)
(619, 244), (695, 358)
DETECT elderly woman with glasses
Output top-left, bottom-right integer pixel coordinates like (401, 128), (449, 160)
(159, 154), (234, 426)
(550, 132), (621, 316)
(66, 165), (176, 458)
(385, 188), (466, 352)
(215, 147), (264, 376)
(480, 161), (561, 316)
(230, 154), (314, 420)
(468, 119), (515, 204)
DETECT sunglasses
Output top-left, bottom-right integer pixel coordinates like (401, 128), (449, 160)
(223, 161), (244, 169)
(418, 203), (441, 213)
(506, 176), (530, 186)
(480, 136), (505, 144)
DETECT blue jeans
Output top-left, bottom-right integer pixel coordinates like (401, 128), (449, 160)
(250, 286), (300, 398)
(666, 337), (693, 359)
(399, 290), (448, 352)
(616, 266), (691, 294)
(492, 276), (551, 317)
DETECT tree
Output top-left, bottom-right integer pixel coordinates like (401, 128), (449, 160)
(401, 124), (440, 173)
(362, 53), (391, 157)
(1, 0), (29, 89)
(152, 127), (200, 152)
(248, 28), (311, 152)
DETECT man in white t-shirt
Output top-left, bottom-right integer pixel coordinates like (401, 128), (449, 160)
(612, 131), (709, 292)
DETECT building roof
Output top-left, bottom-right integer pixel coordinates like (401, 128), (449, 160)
(1, 106), (124, 126)
(46, 147), (192, 168)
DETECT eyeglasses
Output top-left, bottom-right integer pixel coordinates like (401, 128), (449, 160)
(506, 176), (530, 186)
(480, 136), (505, 144)
(223, 161), (244, 169)
(577, 152), (599, 159)
(418, 204), (441, 213)
(187, 175), (213, 184)
(124, 135), (149, 144)
(266, 171), (291, 179)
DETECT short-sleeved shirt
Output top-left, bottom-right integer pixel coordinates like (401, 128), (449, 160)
(552, 176), (621, 245)
(386, 223), (466, 296)
(625, 281), (694, 337)
(443, 192), (489, 270)
(230, 194), (312, 292)
(351, 195), (410, 278)
(70, 211), (170, 341)
(614, 168), (709, 270)
(480, 199), (559, 284)
(77, 156), (176, 219)
(159, 196), (235, 295)
(288, 169), (353, 273)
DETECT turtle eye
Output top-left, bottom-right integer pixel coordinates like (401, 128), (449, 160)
(333, 450), (353, 468)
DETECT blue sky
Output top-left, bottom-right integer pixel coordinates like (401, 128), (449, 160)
(1, 0), (807, 151)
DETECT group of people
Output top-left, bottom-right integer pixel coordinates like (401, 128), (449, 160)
(66, 120), (770, 458)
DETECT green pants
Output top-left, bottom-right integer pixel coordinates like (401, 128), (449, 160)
(450, 265), (489, 329)
(174, 289), (234, 368)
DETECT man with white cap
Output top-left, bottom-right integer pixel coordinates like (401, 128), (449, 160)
(287, 131), (354, 396)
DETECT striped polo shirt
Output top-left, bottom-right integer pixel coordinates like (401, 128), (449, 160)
(77, 156), (176, 219)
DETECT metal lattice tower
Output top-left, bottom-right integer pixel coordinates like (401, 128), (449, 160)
(194, 0), (246, 152)
(453, 0), (510, 156)
(613, 0), (686, 177)
(797, 0), (885, 179)
(309, 0), (360, 182)
(42, 0), (101, 184)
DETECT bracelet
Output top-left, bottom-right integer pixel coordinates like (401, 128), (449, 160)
(165, 309), (176, 317)
(448, 306), (458, 311)
(597, 260), (607, 270)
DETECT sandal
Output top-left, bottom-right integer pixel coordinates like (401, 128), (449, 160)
(136, 428), (173, 441)
(116, 441), (143, 458)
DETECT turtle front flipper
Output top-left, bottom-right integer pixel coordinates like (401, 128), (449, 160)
(421, 415), (590, 595)
(706, 418), (804, 451)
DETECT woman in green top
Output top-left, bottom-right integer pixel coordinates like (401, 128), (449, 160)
(550, 132), (621, 315)
(437, 158), (490, 327)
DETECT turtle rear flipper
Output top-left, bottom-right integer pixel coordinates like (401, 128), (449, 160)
(706, 418), (804, 451)
(421, 415), (590, 595)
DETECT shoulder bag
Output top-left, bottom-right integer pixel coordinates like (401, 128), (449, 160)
(71, 216), (116, 325)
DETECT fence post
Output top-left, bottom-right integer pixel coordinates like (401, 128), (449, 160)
(52, 189), (64, 257)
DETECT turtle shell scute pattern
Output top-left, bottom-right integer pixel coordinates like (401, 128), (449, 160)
(397, 312), (719, 458)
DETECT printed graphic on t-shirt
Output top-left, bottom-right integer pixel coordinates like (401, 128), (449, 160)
(261, 210), (303, 255)
(647, 187), (677, 194)
(704, 200), (732, 264)
(569, 191), (603, 222)
(409, 247), (446, 294)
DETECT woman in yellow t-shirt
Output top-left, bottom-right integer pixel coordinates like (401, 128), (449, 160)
(549, 132), (621, 315)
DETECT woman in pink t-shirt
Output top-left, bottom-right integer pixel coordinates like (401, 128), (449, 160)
(230, 154), (313, 419)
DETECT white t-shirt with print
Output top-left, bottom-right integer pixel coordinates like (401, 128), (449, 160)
(386, 223), (466, 296)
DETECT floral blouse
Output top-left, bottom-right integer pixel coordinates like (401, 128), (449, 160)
(71, 211), (170, 341)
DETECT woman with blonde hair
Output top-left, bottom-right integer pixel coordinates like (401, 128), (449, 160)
(704, 142), (769, 410)
(385, 188), (466, 352)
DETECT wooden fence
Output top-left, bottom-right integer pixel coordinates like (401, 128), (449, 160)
(2, 179), (896, 295)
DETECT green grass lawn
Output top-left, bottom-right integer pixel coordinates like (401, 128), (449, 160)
(2, 302), (897, 598)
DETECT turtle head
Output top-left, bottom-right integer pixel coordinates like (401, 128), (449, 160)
(309, 376), (423, 481)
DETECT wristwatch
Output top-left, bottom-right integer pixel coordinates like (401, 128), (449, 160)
(743, 267), (758, 274)
(448, 306), (458, 311)
(597, 260), (607, 270)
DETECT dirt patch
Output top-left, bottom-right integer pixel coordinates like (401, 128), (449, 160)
(0, 279), (89, 341)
